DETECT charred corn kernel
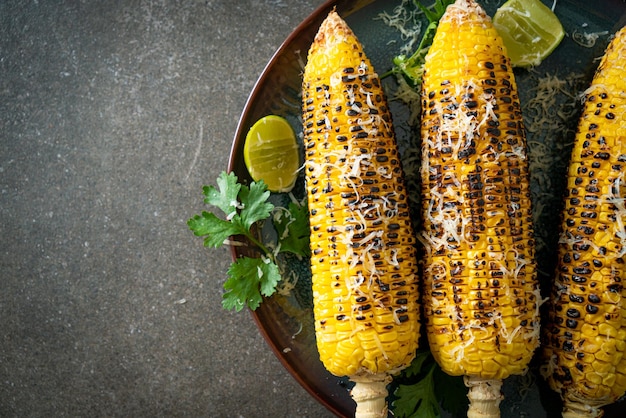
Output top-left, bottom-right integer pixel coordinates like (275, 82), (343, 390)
(418, 0), (540, 416)
(302, 10), (420, 418)
(541, 26), (626, 418)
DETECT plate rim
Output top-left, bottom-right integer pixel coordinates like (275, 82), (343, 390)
(227, 1), (351, 416)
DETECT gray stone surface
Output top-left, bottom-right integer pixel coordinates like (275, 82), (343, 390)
(0, 0), (335, 416)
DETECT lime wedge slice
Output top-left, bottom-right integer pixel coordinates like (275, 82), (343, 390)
(243, 115), (300, 193)
(493, 0), (565, 67)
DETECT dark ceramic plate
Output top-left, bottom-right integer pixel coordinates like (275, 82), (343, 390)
(228, 0), (626, 416)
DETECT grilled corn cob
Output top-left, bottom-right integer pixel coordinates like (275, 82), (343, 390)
(541, 26), (626, 418)
(418, 0), (540, 416)
(302, 10), (420, 418)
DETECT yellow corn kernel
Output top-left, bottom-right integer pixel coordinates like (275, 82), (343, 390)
(418, 0), (540, 416)
(302, 10), (420, 418)
(540, 26), (626, 418)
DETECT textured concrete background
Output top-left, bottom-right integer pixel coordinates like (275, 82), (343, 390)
(0, 0), (335, 416)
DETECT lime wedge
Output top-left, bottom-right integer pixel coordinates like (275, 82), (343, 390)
(493, 0), (565, 67)
(243, 115), (300, 193)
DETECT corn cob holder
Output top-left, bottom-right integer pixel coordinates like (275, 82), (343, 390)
(541, 26), (626, 418)
(302, 10), (420, 418)
(418, 1), (541, 417)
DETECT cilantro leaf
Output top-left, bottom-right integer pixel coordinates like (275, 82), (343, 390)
(188, 170), (307, 312)
(203, 171), (241, 215)
(434, 366), (468, 416)
(391, 349), (468, 418)
(223, 256), (281, 312)
(272, 201), (310, 257)
(188, 211), (244, 248)
(415, 0), (452, 22)
(189, 172), (273, 253)
(402, 349), (433, 378)
(393, 363), (440, 418)
(390, 0), (455, 88)
(189, 171), (277, 311)
(239, 179), (274, 230)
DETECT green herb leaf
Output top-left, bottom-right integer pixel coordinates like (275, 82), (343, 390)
(223, 256), (281, 312)
(393, 364), (440, 418)
(273, 201), (310, 257)
(402, 349), (433, 378)
(434, 366), (468, 416)
(391, 0), (455, 88)
(189, 170), (294, 312)
(189, 172), (274, 252)
(238, 179), (274, 230)
(203, 171), (241, 215)
(188, 211), (244, 248)
(416, 0), (455, 23)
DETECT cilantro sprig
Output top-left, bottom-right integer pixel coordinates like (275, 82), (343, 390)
(188, 171), (309, 312)
(392, 350), (468, 418)
(387, 0), (455, 88)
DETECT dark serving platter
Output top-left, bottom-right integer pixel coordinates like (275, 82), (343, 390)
(227, 0), (626, 416)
